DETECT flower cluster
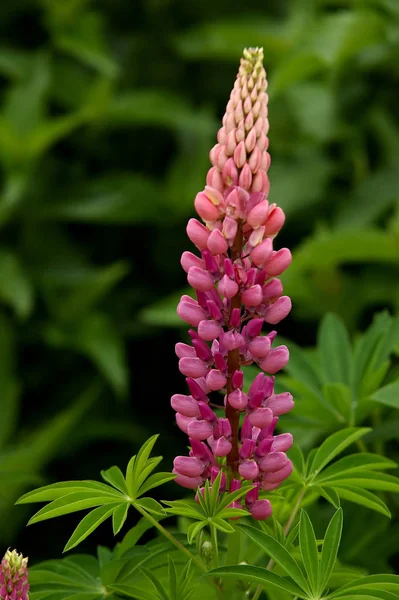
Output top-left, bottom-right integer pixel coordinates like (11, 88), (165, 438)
(0, 549), (29, 600)
(171, 48), (294, 520)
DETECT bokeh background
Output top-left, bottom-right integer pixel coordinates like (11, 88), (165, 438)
(0, 0), (398, 571)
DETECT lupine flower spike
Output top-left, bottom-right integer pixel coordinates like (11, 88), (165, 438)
(0, 549), (29, 600)
(172, 48), (294, 520)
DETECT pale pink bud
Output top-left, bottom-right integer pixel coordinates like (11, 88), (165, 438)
(248, 335), (271, 358)
(245, 127), (257, 153)
(179, 357), (209, 378)
(247, 200), (269, 228)
(249, 499), (272, 520)
(198, 320), (222, 341)
(222, 216), (238, 243)
(239, 163), (253, 190)
(173, 470), (204, 489)
(187, 419), (214, 440)
(265, 206), (285, 236)
(248, 226), (265, 248)
(222, 157), (239, 187)
(248, 145), (262, 173)
(174, 456), (205, 478)
(264, 296), (292, 324)
(262, 460), (293, 483)
(186, 218), (210, 250)
(171, 394), (200, 418)
(206, 369), (227, 391)
(248, 407), (274, 428)
(242, 285), (263, 307)
(207, 228), (229, 254)
(187, 266), (214, 292)
(266, 248), (292, 276)
(250, 238), (273, 267)
(271, 433), (293, 453)
(234, 140), (247, 168)
(266, 392), (294, 416)
(252, 170), (269, 194)
(218, 274), (239, 299)
(262, 278), (283, 301)
(194, 192), (220, 222)
(206, 166), (224, 192)
(260, 345), (289, 374)
(228, 389), (248, 411)
(239, 459), (259, 480)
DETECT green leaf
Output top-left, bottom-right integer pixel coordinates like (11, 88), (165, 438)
(101, 466), (129, 495)
(299, 510), (319, 594)
(371, 380), (399, 409)
(208, 565), (306, 597)
(17, 480), (122, 504)
(318, 508), (343, 595)
(0, 250), (33, 318)
(134, 497), (165, 517)
(138, 472), (176, 496)
(126, 435), (158, 494)
(187, 521), (207, 544)
(314, 453), (396, 483)
(288, 445), (306, 479)
(318, 313), (353, 385)
(240, 524), (310, 594)
(28, 492), (124, 524)
(319, 470), (399, 493)
(64, 503), (120, 552)
(309, 428), (371, 476)
(329, 574), (399, 597)
(112, 503), (130, 535)
(323, 383), (352, 423)
(315, 486), (341, 508)
(330, 486), (391, 518)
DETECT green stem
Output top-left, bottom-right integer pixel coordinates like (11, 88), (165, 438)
(211, 524), (220, 568)
(133, 503), (206, 572)
(250, 488), (306, 600)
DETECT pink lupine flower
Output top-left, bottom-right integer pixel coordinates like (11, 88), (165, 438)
(0, 549), (29, 600)
(171, 47), (294, 520)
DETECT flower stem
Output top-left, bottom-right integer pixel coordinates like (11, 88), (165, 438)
(250, 488), (306, 600)
(133, 503), (206, 572)
(226, 222), (244, 477)
(211, 524), (220, 568)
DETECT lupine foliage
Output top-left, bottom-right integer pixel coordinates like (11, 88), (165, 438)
(0, 0), (398, 598)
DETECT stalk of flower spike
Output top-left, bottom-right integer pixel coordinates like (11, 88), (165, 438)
(0, 549), (29, 600)
(172, 47), (294, 520)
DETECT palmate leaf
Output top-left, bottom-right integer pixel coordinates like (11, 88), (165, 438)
(17, 435), (173, 550)
(29, 555), (105, 600)
(318, 508), (343, 595)
(299, 510), (319, 594)
(329, 574), (399, 597)
(208, 565), (307, 598)
(308, 428), (371, 476)
(239, 524), (311, 594)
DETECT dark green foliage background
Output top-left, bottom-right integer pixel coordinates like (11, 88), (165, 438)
(0, 0), (398, 572)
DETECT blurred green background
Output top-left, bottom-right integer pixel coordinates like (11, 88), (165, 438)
(0, 0), (398, 567)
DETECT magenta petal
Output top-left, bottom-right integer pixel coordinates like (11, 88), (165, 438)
(174, 456), (205, 478)
(266, 392), (294, 416)
(258, 452), (288, 473)
(228, 389), (248, 411)
(211, 437), (232, 457)
(262, 459), (293, 483)
(260, 346), (289, 374)
(206, 369), (227, 391)
(171, 394), (200, 417)
(179, 357), (209, 378)
(188, 419), (214, 440)
(264, 296), (292, 324)
(248, 407), (274, 428)
(249, 499), (272, 520)
(271, 433), (293, 453)
(173, 470), (204, 489)
(238, 459), (259, 480)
